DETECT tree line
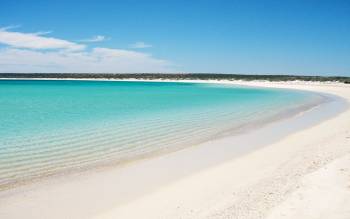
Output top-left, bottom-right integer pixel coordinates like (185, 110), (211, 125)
(0, 73), (349, 83)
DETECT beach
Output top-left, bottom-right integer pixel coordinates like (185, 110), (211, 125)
(0, 80), (349, 219)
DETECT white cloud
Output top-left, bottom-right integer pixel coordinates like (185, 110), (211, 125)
(33, 31), (53, 36)
(0, 28), (174, 73)
(0, 29), (85, 51)
(130, 41), (152, 49)
(0, 48), (174, 73)
(80, 35), (107, 42)
(0, 25), (21, 31)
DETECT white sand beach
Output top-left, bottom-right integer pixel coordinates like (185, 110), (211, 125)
(0, 80), (349, 219)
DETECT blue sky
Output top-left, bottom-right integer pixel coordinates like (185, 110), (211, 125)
(0, 0), (349, 76)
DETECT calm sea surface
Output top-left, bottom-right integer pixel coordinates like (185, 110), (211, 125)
(0, 80), (323, 188)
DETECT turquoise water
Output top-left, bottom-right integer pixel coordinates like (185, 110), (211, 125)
(0, 80), (323, 188)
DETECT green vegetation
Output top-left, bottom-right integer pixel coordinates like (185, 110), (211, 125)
(0, 73), (349, 83)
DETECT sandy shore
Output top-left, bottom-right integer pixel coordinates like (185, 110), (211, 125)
(0, 80), (349, 219)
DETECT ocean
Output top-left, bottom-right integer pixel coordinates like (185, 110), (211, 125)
(0, 80), (324, 189)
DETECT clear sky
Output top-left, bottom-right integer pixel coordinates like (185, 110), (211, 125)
(0, 0), (349, 76)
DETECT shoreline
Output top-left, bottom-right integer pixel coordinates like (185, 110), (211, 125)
(0, 80), (338, 191)
(0, 79), (330, 191)
(0, 80), (349, 219)
(0, 77), (348, 86)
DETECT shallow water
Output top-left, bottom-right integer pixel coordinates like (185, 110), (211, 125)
(0, 80), (324, 188)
